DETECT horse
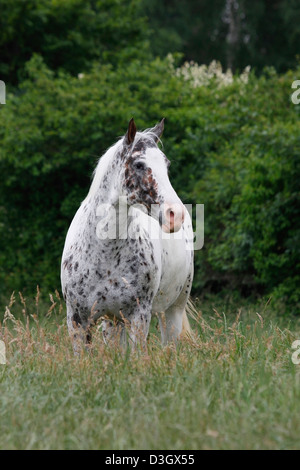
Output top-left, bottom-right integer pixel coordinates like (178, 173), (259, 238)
(61, 119), (194, 352)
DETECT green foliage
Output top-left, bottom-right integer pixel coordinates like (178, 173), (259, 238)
(0, 0), (149, 85)
(191, 68), (300, 308)
(0, 54), (299, 310)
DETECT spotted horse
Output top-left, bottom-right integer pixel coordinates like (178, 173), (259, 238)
(61, 119), (194, 352)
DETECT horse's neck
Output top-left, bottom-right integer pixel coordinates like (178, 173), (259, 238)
(87, 160), (131, 249)
(92, 159), (120, 206)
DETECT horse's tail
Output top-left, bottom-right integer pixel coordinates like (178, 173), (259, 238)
(181, 298), (198, 339)
(181, 310), (192, 336)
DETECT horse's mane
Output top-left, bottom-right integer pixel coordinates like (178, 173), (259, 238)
(84, 129), (160, 202)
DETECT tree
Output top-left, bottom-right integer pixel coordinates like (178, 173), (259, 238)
(0, 0), (149, 85)
(141, 0), (300, 73)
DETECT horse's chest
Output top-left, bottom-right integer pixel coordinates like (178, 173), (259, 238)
(152, 236), (192, 311)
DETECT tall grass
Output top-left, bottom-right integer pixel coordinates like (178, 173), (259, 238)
(0, 290), (300, 450)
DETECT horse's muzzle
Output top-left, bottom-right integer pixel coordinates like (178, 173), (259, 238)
(159, 202), (185, 233)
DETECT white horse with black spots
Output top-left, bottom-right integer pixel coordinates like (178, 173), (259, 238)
(61, 119), (194, 352)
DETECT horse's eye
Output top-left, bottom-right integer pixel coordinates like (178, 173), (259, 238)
(135, 161), (146, 171)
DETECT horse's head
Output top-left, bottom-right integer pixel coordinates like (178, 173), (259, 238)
(120, 119), (185, 233)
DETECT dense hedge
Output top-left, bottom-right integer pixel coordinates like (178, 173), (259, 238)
(0, 53), (299, 310)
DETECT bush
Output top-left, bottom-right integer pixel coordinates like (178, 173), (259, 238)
(191, 66), (300, 309)
(0, 54), (299, 311)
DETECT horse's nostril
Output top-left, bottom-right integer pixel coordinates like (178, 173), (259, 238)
(166, 208), (174, 218)
(162, 203), (184, 232)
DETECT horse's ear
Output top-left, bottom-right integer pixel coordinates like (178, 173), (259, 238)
(124, 118), (137, 146)
(151, 118), (165, 142)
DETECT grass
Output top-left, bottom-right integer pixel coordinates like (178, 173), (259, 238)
(0, 290), (300, 450)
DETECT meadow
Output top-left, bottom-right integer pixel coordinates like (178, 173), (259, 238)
(0, 291), (300, 450)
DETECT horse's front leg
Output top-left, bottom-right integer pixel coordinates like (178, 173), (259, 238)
(158, 273), (193, 345)
(102, 306), (151, 350)
(128, 307), (152, 350)
(66, 303), (92, 355)
(101, 318), (127, 347)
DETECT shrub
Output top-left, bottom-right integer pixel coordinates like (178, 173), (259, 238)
(0, 55), (299, 311)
